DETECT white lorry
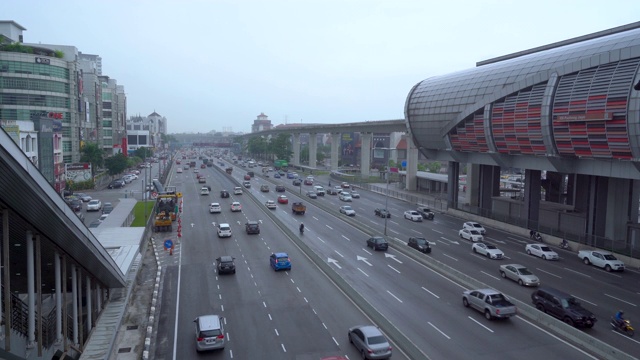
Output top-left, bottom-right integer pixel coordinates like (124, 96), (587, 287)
(578, 250), (625, 272)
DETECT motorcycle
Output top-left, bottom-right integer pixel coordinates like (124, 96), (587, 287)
(530, 231), (543, 242)
(299, 225), (304, 234)
(611, 317), (634, 337)
(559, 239), (571, 250)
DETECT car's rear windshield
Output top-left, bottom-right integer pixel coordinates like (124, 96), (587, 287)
(277, 258), (288, 263)
(199, 329), (222, 338)
(367, 335), (386, 344)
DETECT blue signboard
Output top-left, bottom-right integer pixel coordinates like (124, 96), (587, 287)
(401, 160), (407, 167)
(164, 239), (174, 249)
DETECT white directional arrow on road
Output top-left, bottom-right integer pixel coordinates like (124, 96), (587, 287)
(191, 223), (195, 228)
(384, 253), (403, 264)
(357, 255), (372, 266)
(328, 258), (341, 269)
(441, 237), (459, 245)
(212, 222), (217, 227)
(493, 239), (506, 244)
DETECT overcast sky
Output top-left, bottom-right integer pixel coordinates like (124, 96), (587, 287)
(6, 0), (640, 133)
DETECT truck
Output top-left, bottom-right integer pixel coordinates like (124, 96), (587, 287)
(578, 250), (625, 272)
(189, 160), (196, 168)
(292, 202), (306, 215)
(154, 191), (178, 232)
(462, 289), (517, 320)
(225, 167), (233, 175)
(274, 159), (288, 169)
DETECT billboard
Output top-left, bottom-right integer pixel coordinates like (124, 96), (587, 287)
(341, 132), (357, 166)
(65, 163), (93, 183)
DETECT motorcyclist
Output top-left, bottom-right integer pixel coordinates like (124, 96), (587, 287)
(529, 230), (535, 239)
(615, 310), (625, 328)
(299, 223), (305, 234)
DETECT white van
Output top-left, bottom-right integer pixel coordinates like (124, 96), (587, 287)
(314, 185), (325, 196)
(194, 314), (225, 351)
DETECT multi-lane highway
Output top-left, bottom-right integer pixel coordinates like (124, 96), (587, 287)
(151, 157), (639, 359)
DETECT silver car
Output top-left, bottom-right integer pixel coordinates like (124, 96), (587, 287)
(499, 264), (540, 286)
(194, 314), (225, 351)
(348, 325), (392, 359)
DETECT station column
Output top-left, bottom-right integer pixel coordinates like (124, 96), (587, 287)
(406, 135), (418, 191)
(331, 133), (340, 171)
(292, 133), (301, 166)
(360, 132), (372, 177)
(309, 133), (317, 169)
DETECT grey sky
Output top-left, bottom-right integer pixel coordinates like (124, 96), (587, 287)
(6, 0), (640, 133)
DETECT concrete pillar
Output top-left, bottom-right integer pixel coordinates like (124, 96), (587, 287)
(25, 230), (35, 348)
(544, 171), (563, 202)
(55, 252), (62, 343)
(309, 133), (317, 169)
(605, 177), (632, 241)
(331, 133), (340, 171)
(631, 179), (640, 225)
(360, 132), (372, 177)
(86, 276), (92, 330)
(96, 285), (102, 311)
(406, 135), (418, 191)
(292, 133), (301, 166)
(467, 164), (480, 207)
(1, 209), (6, 342)
(524, 169), (542, 230)
(447, 162), (460, 208)
(71, 264), (78, 345)
(479, 165), (500, 213)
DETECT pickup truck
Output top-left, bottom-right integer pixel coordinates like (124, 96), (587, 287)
(462, 289), (517, 320)
(578, 250), (625, 272)
(416, 206), (435, 220)
(292, 202), (306, 215)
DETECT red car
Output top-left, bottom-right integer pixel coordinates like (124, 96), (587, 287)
(277, 195), (289, 204)
(304, 179), (313, 185)
(244, 174), (251, 180)
(200, 164), (206, 169)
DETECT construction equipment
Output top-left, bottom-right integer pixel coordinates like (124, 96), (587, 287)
(153, 186), (182, 232)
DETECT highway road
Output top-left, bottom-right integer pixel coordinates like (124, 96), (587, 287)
(82, 157), (639, 358)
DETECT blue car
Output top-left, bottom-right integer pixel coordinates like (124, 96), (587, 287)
(270, 252), (291, 271)
(286, 172), (295, 179)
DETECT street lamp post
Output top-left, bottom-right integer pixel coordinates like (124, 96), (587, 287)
(374, 147), (395, 237)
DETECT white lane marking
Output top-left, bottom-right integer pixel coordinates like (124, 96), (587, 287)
(317, 237), (325, 243)
(387, 290), (403, 303)
(421, 287), (440, 299)
(263, 301), (267, 308)
(436, 240), (451, 246)
(296, 287), (301, 293)
(327, 258), (341, 269)
(268, 314), (272, 320)
(507, 236), (521, 241)
(342, 235), (351, 241)
(357, 256), (373, 266)
(332, 337), (339, 346)
(605, 272), (623, 279)
(358, 268), (369, 277)
(517, 317), (599, 359)
(411, 229), (422, 234)
(493, 239), (506, 244)
(322, 323), (327, 329)
(281, 343), (286, 352)
(468, 316), (494, 333)
(384, 253), (403, 263)
(428, 322), (450, 339)
(572, 295), (597, 307)
(442, 253), (458, 261)
(389, 221), (399, 225)
(611, 330), (640, 344)
(290, 278), (295, 284)
(387, 265), (401, 273)
(230, 350), (233, 358)
(389, 229), (400, 234)
(441, 237), (460, 245)
(304, 297), (308, 303)
(334, 250), (345, 258)
(362, 248), (372, 255)
(431, 229), (443, 234)
(604, 293), (637, 307)
(326, 225), (333, 230)
(481, 271), (501, 281)
(274, 328), (279, 336)
(563, 267), (591, 278)
(535, 268), (562, 279)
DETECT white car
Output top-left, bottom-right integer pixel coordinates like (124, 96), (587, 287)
(234, 187), (243, 195)
(404, 210), (423, 222)
(86, 199), (102, 211)
(177, 167), (183, 173)
(472, 242), (504, 259)
(200, 187), (210, 195)
(209, 203), (221, 214)
(525, 243), (559, 260)
(339, 205), (356, 216)
(230, 202), (242, 212)
(98, 213), (109, 222)
(339, 192), (352, 202)
(459, 228), (483, 242)
(350, 191), (360, 198)
(217, 223), (232, 238)
(463, 221), (486, 235)
(265, 200), (277, 209)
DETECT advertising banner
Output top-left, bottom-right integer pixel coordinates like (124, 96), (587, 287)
(65, 163), (92, 183)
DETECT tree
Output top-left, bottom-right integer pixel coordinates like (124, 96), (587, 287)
(80, 142), (103, 173)
(104, 153), (129, 176)
(246, 136), (268, 159)
(134, 147), (153, 160)
(269, 133), (292, 162)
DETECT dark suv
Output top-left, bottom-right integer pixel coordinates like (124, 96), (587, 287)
(216, 256), (236, 274)
(416, 206), (435, 220)
(245, 221), (260, 234)
(366, 236), (389, 251)
(68, 198), (83, 212)
(275, 185), (285, 192)
(531, 287), (596, 328)
(108, 179), (124, 189)
(220, 190), (230, 198)
(408, 237), (431, 253)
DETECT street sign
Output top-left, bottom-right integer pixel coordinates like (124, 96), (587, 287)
(152, 191), (158, 199)
(164, 239), (174, 249)
(401, 160), (407, 167)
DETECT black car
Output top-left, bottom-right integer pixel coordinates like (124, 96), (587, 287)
(102, 202), (114, 214)
(416, 206), (435, 220)
(108, 179), (124, 189)
(374, 208), (391, 218)
(88, 220), (102, 228)
(292, 179), (302, 186)
(366, 236), (389, 251)
(245, 221), (260, 234)
(275, 185), (286, 192)
(216, 256), (236, 274)
(531, 286), (596, 328)
(408, 237), (431, 253)
(220, 190), (230, 198)
(68, 199), (83, 212)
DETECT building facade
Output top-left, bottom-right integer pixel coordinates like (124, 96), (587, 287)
(251, 112), (273, 133)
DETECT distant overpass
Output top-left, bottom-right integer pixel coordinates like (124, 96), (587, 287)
(237, 119), (407, 138)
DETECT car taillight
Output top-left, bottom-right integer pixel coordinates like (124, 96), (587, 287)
(367, 349), (373, 354)
(217, 334), (225, 339)
(496, 309), (500, 314)
(197, 337), (204, 341)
